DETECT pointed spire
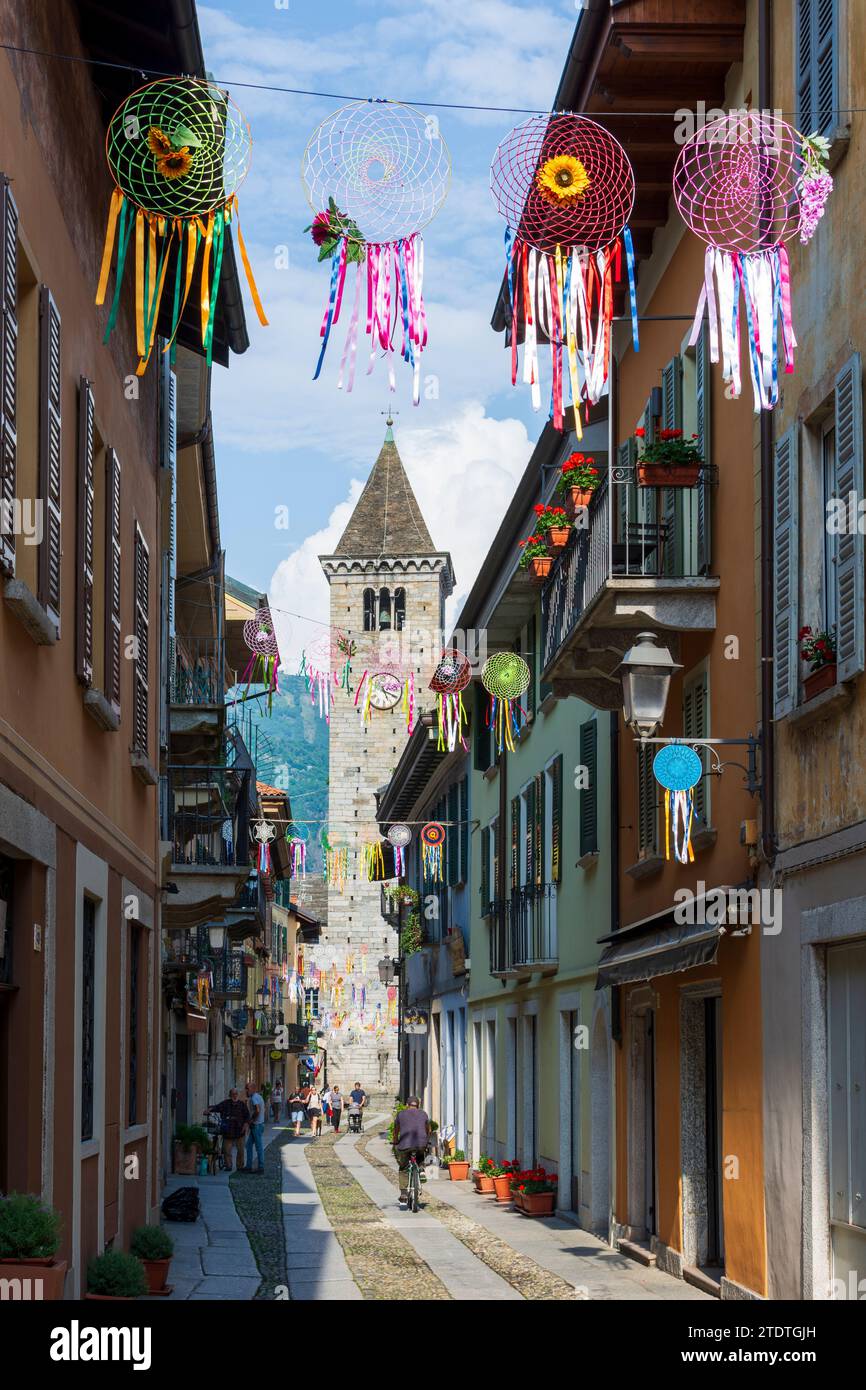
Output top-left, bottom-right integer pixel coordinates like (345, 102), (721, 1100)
(332, 423), (436, 557)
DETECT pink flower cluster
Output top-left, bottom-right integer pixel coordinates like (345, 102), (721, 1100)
(798, 171), (833, 244)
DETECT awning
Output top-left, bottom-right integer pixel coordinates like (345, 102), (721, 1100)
(595, 916), (723, 990)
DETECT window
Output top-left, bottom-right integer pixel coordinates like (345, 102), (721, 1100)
(683, 665), (710, 826)
(823, 416), (838, 633)
(81, 897), (96, 1143)
(797, 0), (838, 137)
(128, 923), (142, 1127)
(378, 586), (391, 630)
(394, 587), (406, 631)
(363, 587), (376, 631)
(473, 680), (494, 771)
(132, 523), (149, 752)
(304, 987), (319, 1021)
(458, 776), (469, 884)
(76, 385), (113, 695)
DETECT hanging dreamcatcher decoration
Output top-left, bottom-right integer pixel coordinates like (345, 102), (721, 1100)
(482, 652), (531, 754)
(322, 833), (349, 892)
(96, 77), (267, 375)
(490, 113), (638, 434)
(286, 828), (307, 878)
(674, 113), (833, 412)
(252, 818), (276, 874)
(362, 840), (386, 882)
(301, 630), (352, 722)
(653, 743), (705, 865)
(421, 821), (445, 882)
(238, 607), (280, 712)
(301, 100), (450, 403)
(387, 823), (412, 878)
(429, 649), (472, 752)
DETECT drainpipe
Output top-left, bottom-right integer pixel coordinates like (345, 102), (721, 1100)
(609, 711), (622, 1043)
(759, 0), (777, 865)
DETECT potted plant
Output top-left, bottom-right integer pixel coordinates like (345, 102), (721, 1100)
(472, 1154), (497, 1194)
(557, 452), (601, 516)
(518, 534), (553, 580)
(85, 1249), (148, 1300)
(0, 1193), (66, 1300)
(442, 1150), (471, 1181)
(130, 1224), (174, 1294)
(531, 503), (572, 553)
(491, 1161), (514, 1204)
(513, 1167), (558, 1216)
(799, 626), (837, 699)
(173, 1122), (209, 1175)
(635, 427), (703, 488)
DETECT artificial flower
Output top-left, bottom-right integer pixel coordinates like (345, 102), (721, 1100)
(147, 126), (173, 157)
(536, 153), (591, 206)
(156, 147), (193, 179)
(310, 212), (332, 247)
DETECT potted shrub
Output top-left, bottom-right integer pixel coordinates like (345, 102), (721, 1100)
(85, 1249), (148, 1300)
(514, 1167), (558, 1216)
(530, 503), (572, 553)
(472, 1154), (497, 1194)
(130, 1224), (174, 1294)
(799, 625), (837, 699)
(173, 1123), (209, 1175)
(635, 427), (702, 488)
(491, 1161), (514, 1204)
(443, 1150), (471, 1181)
(0, 1193), (66, 1300)
(557, 452), (601, 516)
(518, 534), (553, 581)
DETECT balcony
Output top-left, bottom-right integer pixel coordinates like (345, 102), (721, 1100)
(489, 886), (558, 980)
(212, 947), (248, 1001)
(161, 763), (252, 929)
(169, 636), (227, 760)
(541, 471), (719, 708)
(225, 872), (266, 942)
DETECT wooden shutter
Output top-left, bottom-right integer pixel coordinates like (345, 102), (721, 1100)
(76, 378), (95, 684)
(524, 782), (535, 885)
(106, 449), (121, 713)
(834, 353), (864, 681)
(133, 523), (149, 753)
(492, 816), (500, 902)
(551, 754), (563, 883)
(797, 0), (838, 135)
(447, 783), (458, 887)
(661, 357), (683, 578)
(683, 669), (710, 824)
(525, 614), (536, 717)
(579, 719), (598, 856)
(480, 824), (490, 909)
(37, 286), (62, 629)
(533, 771), (544, 886)
(510, 796), (519, 891)
(616, 437), (637, 542)
(696, 321), (712, 573)
(459, 776), (469, 884)
(773, 425), (799, 717)
(474, 681), (490, 771)
(637, 743), (658, 855)
(0, 175), (18, 577)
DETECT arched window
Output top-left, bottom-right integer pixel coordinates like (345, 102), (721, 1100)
(363, 588), (376, 632)
(394, 588), (406, 631)
(378, 587), (392, 630)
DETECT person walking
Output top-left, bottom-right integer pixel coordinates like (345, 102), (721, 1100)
(271, 1080), (284, 1123)
(205, 1088), (249, 1172)
(392, 1096), (431, 1208)
(306, 1085), (323, 1137)
(321, 1085), (332, 1125)
(329, 1085), (344, 1133)
(244, 1081), (266, 1173)
(288, 1086), (306, 1137)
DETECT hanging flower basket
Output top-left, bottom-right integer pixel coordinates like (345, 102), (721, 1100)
(635, 428), (703, 487)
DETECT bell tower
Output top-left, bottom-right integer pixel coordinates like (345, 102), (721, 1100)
(313, 420), (454, 1100)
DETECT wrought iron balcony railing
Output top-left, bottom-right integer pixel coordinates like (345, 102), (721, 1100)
(489, 885), (558, 977)
(171, 635), (224, 707)
(213, 947), (247, 1000)
(164, 763), (251, 869)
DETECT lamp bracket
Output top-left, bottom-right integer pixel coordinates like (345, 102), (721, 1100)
(634, 734), (762, 797)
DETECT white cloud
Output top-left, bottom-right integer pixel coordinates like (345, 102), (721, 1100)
(268, 402), (531, 665)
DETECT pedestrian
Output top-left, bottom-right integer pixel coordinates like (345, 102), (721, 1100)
(349, 1081), (367, 1114)
(322, 1085), (332, 1124)
(244, 1081), (266, 1173)
(288, 1085), (305, 1137)
(271, 1079), (284, 1123)
(306, 1084), (323, 1137)
(330, 1085), (344, 1133)
(205, 1088), (249, 1172)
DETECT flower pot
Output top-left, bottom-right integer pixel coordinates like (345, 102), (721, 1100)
(804, 662), (837, 700)
(472, 1172), (495, 1194)
(447, 1161), (471, 1181)
(512, 1190), (525, 1211)
(0, 1257), (67, 1299)
(172, 1142), (199, 1175)
(546, 526), (572, 552)
(564, 486), (596, 518)
(637, 463), (701, 488)
(140, 1257), (171, 1294)
(492, 1174), (513, 1203)
(521, 1191), (556, 1216)
(85, 1292), (136, 1301)
(528, 555), (553, 581)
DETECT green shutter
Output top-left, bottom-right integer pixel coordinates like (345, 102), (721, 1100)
(773, 425), (799, 717)
(493, 815), (501, 901)
(696, 322), (712, 573)
(637, 744), (658, 855)
(579, 720), (598, 857)
(683, 669), (710, 825)
(797, 0), (838, 135)
(459, 777), (469, 884)
(616, 437), (637, 543)
(525, 781), (535, 885)
(480, 825), (490, 909)
(551, 754), (563, 883)
(447, 784), (458, 886)
(534, 771), (544, 886)
(834, 353), (864, 681)
(510, 796), (520, 891)
(661, 358), (683, 578)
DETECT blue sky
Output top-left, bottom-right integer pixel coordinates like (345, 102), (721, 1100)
(199, 0), (577, 660)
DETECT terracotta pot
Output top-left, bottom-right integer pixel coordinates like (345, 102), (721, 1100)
(172, 1143), (199, 1175)
(521, 1190), (556, 1216)
(546, 526), (572, 552)
(528, 555), (553, 580)
(85, 1292), (136, 1300)
(564, 486), (597, 518)
(637, 463), (701, 488)
(512, 1190), (525, 1210)
(492, 1174), (513, 1203)
(803, 662), (837, 700)
(472, 1172), (495, 1194)
(0, 1257), (67, 1299)
(140, 1257), (171, 1293)
(447, 1161), (471, 1181)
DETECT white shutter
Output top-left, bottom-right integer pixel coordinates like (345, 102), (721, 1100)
(773, 425), (799, 718)
(834, 353), (864, 681)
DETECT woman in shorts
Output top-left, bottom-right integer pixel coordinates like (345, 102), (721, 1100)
(288, 1087), (306, 1137)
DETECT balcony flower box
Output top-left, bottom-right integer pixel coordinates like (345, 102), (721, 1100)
(530, 504), (571, 554)
(637, 462), (701, 488)
(521, 1190), (556, 1216)
(635, 427), (702, 488)
(546, 526), (572, 552)
(804, 662), (837, 700)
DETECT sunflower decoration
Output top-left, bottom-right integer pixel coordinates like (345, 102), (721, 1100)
(536, 153), (591, 206)
(147, 122), (197, 181)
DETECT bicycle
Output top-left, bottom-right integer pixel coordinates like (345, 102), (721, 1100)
(406, 1152), (422, 1213)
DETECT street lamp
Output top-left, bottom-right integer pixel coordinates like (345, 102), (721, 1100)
(618, 631), (682, 738)
(208, 924), (226, 951)
(378, 956), (395, 984)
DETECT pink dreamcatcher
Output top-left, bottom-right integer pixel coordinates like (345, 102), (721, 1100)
(490, 113), (638, 434)
(239, 606), (280, 712)
(674, 113), (832, 411)
(300, 629), (354, 722)
(429, 648), (471, 752)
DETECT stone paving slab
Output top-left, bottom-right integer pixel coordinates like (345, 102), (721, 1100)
(282, 1125), (361, 1301)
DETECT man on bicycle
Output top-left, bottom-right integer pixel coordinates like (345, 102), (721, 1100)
(392, 1096), (431, 1207)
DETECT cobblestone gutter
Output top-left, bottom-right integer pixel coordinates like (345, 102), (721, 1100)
(229, 1132), (292, 1299)
(357, 1136), (581, 1302)
(306, 1131), (451, 1300)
